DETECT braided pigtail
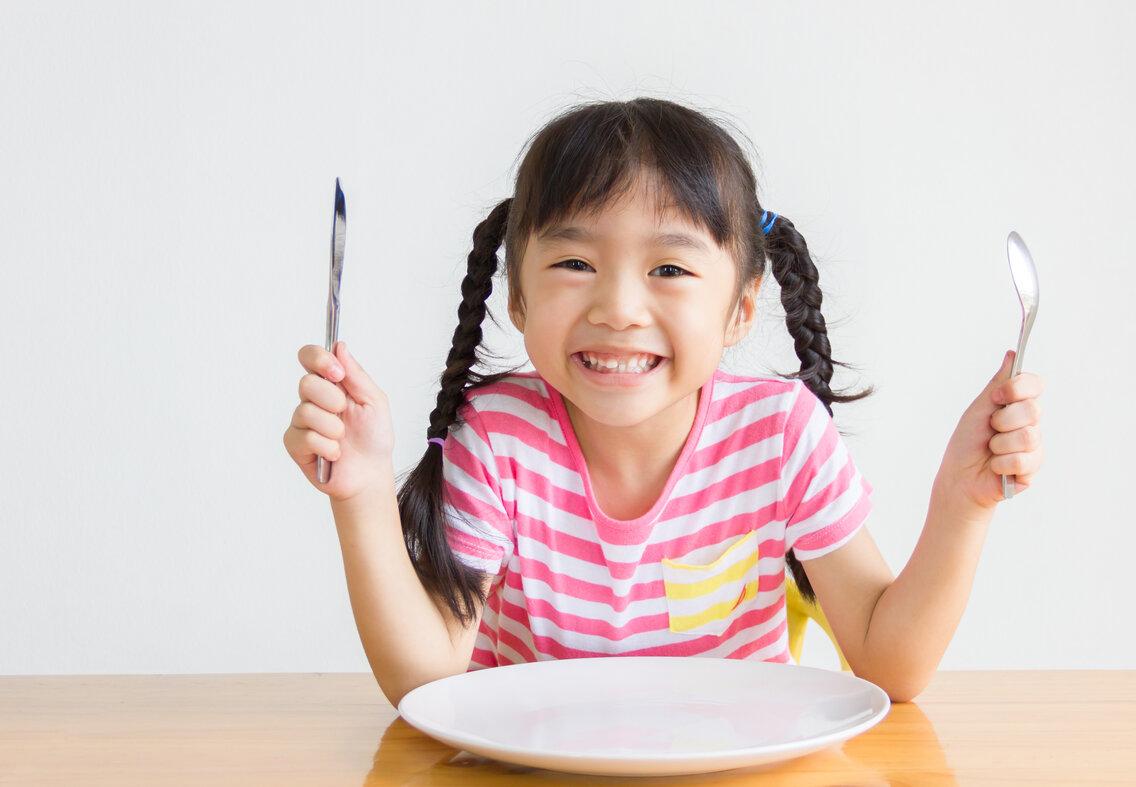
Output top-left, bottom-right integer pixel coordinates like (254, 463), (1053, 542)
(764, 212), (874, 605)
(395, 197), (525, 626)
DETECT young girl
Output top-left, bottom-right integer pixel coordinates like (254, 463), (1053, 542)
(284, 98), (1045, 706)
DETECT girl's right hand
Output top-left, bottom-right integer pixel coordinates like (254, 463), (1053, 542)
(283, 341), (397, 504)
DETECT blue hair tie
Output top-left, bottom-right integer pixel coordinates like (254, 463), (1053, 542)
(760, 211), (779, 235)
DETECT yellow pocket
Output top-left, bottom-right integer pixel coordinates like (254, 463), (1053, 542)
(661, 530), (760, 635)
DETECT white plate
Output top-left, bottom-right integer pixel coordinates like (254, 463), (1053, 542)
(397, 656), (891, 777)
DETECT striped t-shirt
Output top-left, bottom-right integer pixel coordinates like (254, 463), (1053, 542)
(439, 367), (874, 668)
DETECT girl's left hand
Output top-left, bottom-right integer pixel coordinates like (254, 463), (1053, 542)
(934, 349), (1045, 513)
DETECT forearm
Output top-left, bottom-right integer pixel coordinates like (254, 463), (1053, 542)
(331, 462), (462, 706)
(860, 487), (994, 701)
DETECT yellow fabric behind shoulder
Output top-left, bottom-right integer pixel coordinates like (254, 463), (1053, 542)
(785, 576), (852, 672)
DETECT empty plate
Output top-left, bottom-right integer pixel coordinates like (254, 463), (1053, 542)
(398, 655), (891, 776)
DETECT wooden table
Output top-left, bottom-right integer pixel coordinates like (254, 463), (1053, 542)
(2, 670), (1132, 785)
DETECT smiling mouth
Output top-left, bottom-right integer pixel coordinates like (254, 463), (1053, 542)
(571, 352), (665, 375)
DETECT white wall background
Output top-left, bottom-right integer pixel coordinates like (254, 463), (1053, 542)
(2, 0), (1131, 676)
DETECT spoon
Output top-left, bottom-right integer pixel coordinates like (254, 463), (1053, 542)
(1002, 231), (1039, 500)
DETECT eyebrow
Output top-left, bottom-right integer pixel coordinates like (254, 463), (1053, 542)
(537, 224), (711, 254)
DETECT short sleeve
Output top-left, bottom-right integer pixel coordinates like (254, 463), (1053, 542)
(778, 380), (874, 561)
(440, 400), (516, 578)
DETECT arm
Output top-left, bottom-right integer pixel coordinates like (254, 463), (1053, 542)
(800, 488), (993, 703)
(862, 488), (992, 701)
(852, 350), (1043, 700)
(800, 351), (1045, 702)
(331, 460), (488, 707)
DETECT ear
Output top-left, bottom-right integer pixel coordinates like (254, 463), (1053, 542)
(723, 277), (761, 347)
(508, 293), (525, 333)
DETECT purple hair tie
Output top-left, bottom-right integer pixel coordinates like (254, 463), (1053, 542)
(427, 437), (446, 448)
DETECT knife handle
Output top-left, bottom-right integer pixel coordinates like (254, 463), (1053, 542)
(317, 303), (341, 485)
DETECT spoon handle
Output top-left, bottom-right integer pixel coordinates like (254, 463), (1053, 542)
(1001, 315), (1035, 499)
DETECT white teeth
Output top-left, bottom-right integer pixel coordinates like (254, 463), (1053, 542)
(580, 353), (660, 374)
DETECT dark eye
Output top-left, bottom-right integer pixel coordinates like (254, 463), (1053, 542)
(651, 264), (690, 278)
(553, 259), (593, 272)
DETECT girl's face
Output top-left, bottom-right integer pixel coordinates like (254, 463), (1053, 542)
(510, 176), (759, 429)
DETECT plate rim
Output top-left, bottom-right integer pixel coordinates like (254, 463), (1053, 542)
(397, 656), (892, 764)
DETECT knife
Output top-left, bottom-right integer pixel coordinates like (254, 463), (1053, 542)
(317, 178), (346, 485)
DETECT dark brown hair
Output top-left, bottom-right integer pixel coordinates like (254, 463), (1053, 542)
(395, 97), (874, 625)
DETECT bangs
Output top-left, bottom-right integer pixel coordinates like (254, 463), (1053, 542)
(512, 101), (740, 251)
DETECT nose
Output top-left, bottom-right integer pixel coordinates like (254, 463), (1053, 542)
(587, 269), (652, 330)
